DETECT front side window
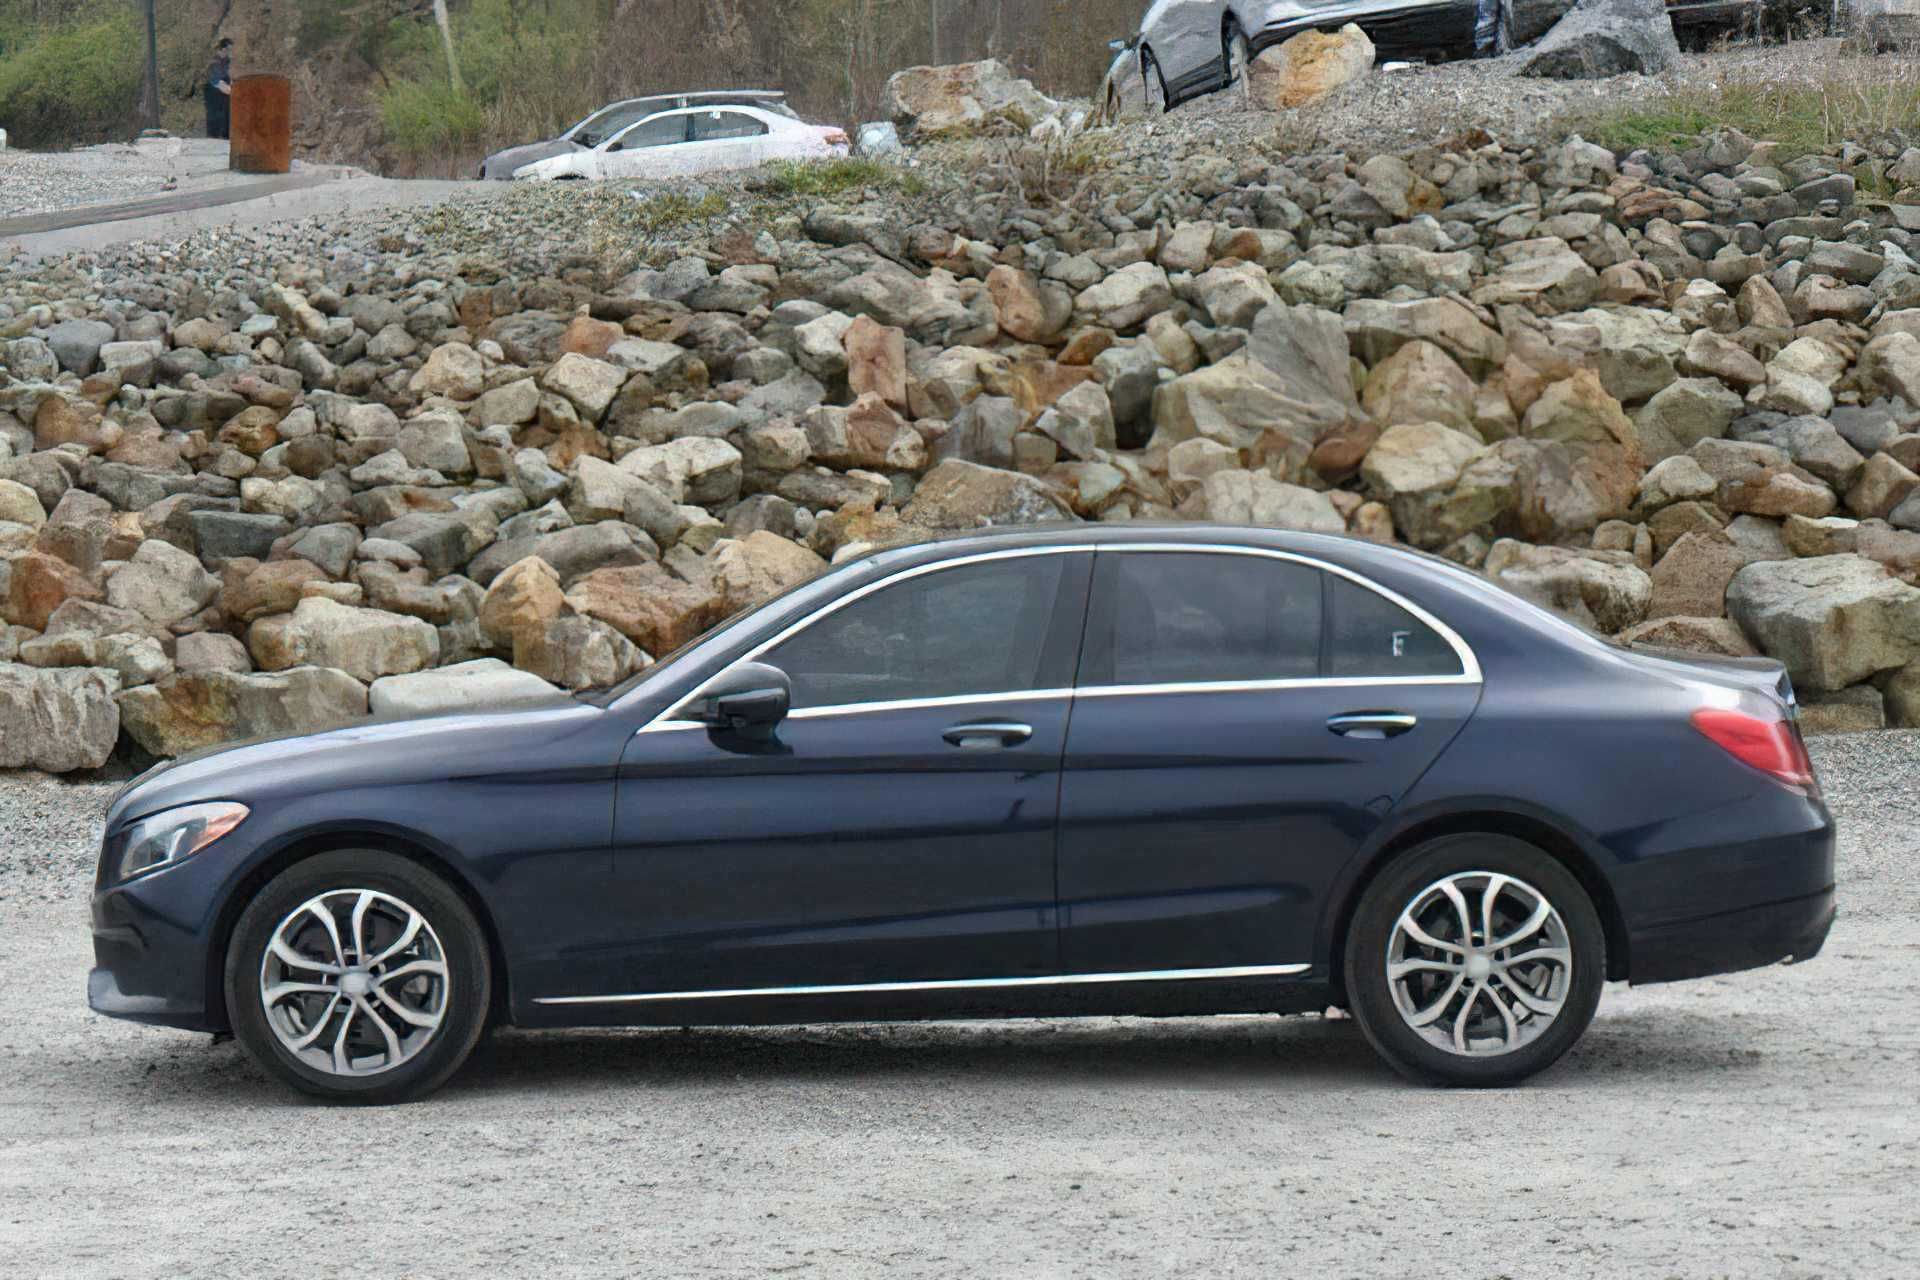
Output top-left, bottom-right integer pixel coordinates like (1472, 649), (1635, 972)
(757, 554), (1074, 711)
(691, 111), (768, 142)
(1081, 552), (1322, 687)
(1328, 576), (1463, 678)
(608, 113), (689, 150)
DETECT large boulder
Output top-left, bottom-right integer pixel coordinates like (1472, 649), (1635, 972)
(1726, 555), (1920, 692)
(249, 598), (441, 682)
(1182, 470), (1345, 531)
(884, 59), (1058, 137)
(0, 663), (121, 772)
(1363, 424), (1509, 549)
(1520, 0), (1680, 79)
(565, 562), (727, 655)
(1248, 24), (1374, 110)
(118, 668), (370, 757)
(1484, 540), (1653, 634)
(368, 659), (563, 718)
(901, 459), (1075, 530)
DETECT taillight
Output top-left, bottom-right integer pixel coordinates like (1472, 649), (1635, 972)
(1690, 707), (1816, 792)
(824, 129), (849, 146)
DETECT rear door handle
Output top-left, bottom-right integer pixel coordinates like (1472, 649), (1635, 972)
(942, 721), (1034, 749)
(1327, 712), (1418, 740)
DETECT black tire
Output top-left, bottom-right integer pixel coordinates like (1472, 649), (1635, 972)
(1494, 0), (1517, 54)
(1224, 24), (1252, 104)
(1342, 834), (1604, 1088)
(224, 849), (492, 1104)
(1142, 48), (1170, 115)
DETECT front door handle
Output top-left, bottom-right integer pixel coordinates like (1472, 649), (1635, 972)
(942, 721), (1034, 749)
(1327, 712), (1418, 740)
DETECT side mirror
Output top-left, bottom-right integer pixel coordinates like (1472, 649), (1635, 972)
(1108, 38), (1128, 51)
(699, 662), (791, 736)
(606, 141), (624, 152)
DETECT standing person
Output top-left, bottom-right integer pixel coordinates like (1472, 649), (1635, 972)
(205, 38), (234, 140)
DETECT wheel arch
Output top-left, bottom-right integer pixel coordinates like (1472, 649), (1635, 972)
(1324, 809), (1632, 1000)
(207, 827), (512, 1035)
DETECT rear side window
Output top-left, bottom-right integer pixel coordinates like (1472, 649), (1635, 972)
(692, 111), (768, 141)
(759, 554), (1076, 710)
(1327, 576), (1463, 678)
(1080, 552), (1321, 687)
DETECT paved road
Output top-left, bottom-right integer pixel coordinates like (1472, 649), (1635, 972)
(1, 736), (1915, 1278)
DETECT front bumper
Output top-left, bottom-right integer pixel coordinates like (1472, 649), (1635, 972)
(88, 857), (227, 1033)
(1628, 886), (1835, 986)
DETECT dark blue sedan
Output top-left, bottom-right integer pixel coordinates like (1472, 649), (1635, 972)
(89, 525), (1837, 1102)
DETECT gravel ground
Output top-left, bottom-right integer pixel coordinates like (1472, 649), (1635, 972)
(0, 139), (265, 221)
(0, 734), (1914, 1278)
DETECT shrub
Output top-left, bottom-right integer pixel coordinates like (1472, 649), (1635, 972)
(0, 13), (141, 147)
(378, 76), (487, 157)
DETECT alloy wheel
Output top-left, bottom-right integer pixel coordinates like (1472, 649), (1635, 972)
(258, 888), (449, 1077)
(1385, 870), (1573, 1057)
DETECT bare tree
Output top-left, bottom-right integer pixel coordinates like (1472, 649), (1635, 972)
(432, 0), (464, 93)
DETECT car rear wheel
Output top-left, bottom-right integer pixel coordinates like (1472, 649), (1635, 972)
(1343, 834), (1604, 1087)
(224, 850), (491, 1104)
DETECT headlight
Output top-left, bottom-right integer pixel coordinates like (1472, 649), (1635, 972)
(114, 802), (249, 882)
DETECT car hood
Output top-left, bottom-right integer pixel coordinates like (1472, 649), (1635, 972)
(481, 138), (578, 179)
(106, 695), (602, 830)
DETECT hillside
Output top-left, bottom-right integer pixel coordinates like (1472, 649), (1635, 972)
(0, 0), (1145, 175)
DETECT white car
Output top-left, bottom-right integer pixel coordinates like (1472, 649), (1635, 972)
(511, 104), (849, 182)
(1130, 0), (1506, 113)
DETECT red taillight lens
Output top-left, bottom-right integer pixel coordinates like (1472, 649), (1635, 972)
(824, 129), (849, 145)
(1690, 708), (1816, 791)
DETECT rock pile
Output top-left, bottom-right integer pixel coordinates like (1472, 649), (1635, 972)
(10, 115), (1920, 769)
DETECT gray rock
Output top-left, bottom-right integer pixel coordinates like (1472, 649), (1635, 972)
(44, 319), (117, 376)
(189, 510), (292, 563)
(1727, 554), (1920, 692)
(1520, 0), (1680, 79)
(368, 658), (563, 717)
(118, 667), (369, 757)
(1483, 540), (1652, 633)
(0, 662), (122, 771)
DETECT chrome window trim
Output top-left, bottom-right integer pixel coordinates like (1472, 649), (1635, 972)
(1082, 541), (1482, 686)
(636, 538), (1482, 734)
(642, 545), (1095, 732)
(643, 687), (1076, 732)
(533, 962), (1312, 1006)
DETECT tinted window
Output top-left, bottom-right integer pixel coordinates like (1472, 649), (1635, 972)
(1082, 552), (1321, 687)
(1328, 576), (1462, 678)
(610, 114), (688, 150)
(692, 111), (768, 141)
(760, 555), (1071, 710)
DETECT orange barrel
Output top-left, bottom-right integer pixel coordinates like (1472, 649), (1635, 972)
(229, 74), (292, 174)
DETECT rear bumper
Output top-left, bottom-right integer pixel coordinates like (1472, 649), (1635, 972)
(1628, 886), (1835, 985)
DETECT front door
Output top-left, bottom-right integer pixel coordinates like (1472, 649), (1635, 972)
(599, 549), (1092, 1000)
(1057, 547), (1482, 976)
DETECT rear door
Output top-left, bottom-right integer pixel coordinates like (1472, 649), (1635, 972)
(686, 109), (772, 173)
(1056, 546), (1482, 976)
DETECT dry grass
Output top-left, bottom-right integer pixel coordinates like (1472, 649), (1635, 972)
(1569, 42), (1920, 158)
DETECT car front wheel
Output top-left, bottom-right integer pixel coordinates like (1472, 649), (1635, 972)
(1343, 834), (1604, 1087)
(224, 849), (492, 1104)
(1142, 48), (1169, 114)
